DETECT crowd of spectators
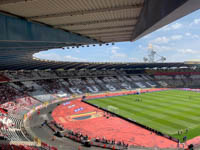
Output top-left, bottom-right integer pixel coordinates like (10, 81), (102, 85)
(0, 84), (22, 105)
(2, 70), (127, 81)
(36, 79), (63, 94)
(0, 83), (39, 114)
(95, 137), (129, 148)
(2, 70), (200, 150)
(62, 128), (129, 149)
(0, 144), (48, 150)
(67, 130), (89, 142)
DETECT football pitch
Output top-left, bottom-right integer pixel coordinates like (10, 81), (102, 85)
(87, 89), (200, 141)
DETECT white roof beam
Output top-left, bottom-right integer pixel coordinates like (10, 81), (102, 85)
(87, 30), (133, 36)
(28, 4), (143, 19)
(0, 0), (34, 5)
(55, 17), (137, 27)
(72, 25), (135, 32)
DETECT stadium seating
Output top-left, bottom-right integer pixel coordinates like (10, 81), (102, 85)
(0, 114), (28, 141)
(0, 144), (48, 150)
(1, 69), (200, 149)
(0, 84), (23, 104)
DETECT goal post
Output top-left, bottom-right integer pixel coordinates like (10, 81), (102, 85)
(136, 88), (141, 95)
(107, 105), (119, 114)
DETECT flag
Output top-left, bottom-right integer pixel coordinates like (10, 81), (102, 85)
(24, 114), (27, 120)
(0, 108), (8, 114)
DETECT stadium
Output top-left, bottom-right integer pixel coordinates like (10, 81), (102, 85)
(1, 0), (200, 150)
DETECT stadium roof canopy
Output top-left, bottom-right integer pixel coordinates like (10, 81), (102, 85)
(0, 0), (200, 70)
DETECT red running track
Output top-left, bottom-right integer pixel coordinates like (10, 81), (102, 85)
(52, 98), (179, 149)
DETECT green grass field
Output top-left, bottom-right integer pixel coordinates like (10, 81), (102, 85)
(88, 89), (200, 142)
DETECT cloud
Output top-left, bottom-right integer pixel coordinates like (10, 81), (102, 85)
(185, 32), (191, 36)
(128, 57), (139, 62)
(160, 25), (170, 31)
(171, 35), (183, 40)
(109, 46), (127, 59)
(160, 23), (183, 31)
(194, 18), (200, 24)
(111, 46), (120, 51)
(185, 32), (199, 39)
(75, 49), (80, 53)
(151, 34), (183, 45)
(190, 18), (200, 25)
(189, 18), (200, 26)
(178, 49), (200, 54)
(171, 23), (183, 30)
(152, 44), (173, 52)
(143, 34), (151, 39)
(33, 52), (87, 62)
(138, 45), (143, 49)
(152, 36), (169, 44)
(64, 55), (87, 62)
(192, 34), (199, 39)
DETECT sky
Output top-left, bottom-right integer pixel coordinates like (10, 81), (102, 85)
(34, 9), (200, 63)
